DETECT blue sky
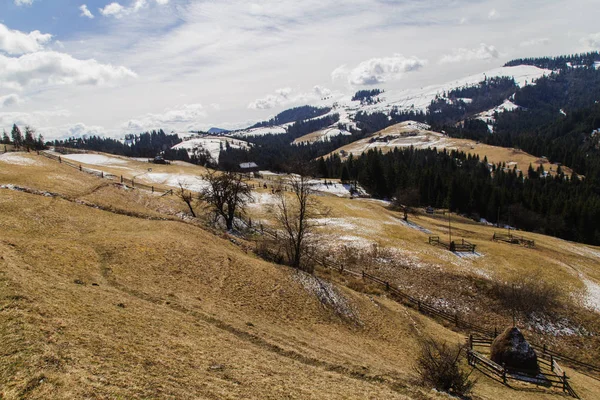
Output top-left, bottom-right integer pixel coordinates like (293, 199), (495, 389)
(1, 0), (599, 139)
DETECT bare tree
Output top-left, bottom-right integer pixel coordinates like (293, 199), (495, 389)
(394, 187), (420, 221)
(176, 181), (196, 217)
(275, 174), (326, 272)
(198, 170), (251, 231)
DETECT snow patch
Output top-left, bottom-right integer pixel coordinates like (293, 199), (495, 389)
(294, 271), (359, 321)
(584, 279), (600, 313)
(0, 153), (41, 166)
(59, 153), (128, 166)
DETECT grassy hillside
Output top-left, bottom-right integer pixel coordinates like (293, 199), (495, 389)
(327, 121), (572, 176)
(1, 152), (600, 399)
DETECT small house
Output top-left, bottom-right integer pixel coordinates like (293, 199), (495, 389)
(239, 162), (259, 173)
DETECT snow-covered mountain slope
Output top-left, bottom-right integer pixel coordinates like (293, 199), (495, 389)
(293, 128), (352, 144)
(476, 99), (520, 132)
(232, 125), (288, 137)
(231, 65), (551, 141)
(325, 65), (550, 116)
(172, 136), (251, 162)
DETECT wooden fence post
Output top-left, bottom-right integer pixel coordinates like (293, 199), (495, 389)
(417, 301), (421, 311)
(502, 364), (507, 384)
(455, 313), (459, 327)
(152, 186), (154, 193)
(120, 175), (123, 183)
(469, 334), (473, 350)
(494, 327), (498, 337)
(563, 372), (567, 392)
(551, 355), (554, 372)
(59, 156), (62, 163)
(79, 164), (82, 171)
(385, 281), (390, 291)
(362, 271), (365, 280)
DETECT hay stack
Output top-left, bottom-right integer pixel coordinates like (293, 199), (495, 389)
(490, 327), (540, 373)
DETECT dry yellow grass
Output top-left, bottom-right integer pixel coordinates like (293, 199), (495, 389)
(1, 155), (600, 399)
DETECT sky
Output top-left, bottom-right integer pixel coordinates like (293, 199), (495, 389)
(0, 0), (599, 140)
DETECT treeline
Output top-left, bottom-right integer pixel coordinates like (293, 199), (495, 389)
(428, 77), (517, 125)
(249, 105), (331, 128)
(2, 124), (46, 151)
(352, 89), (384, 104)
(316, 147), (600, 245)
(286, 113), (340, 138)
(504, 52), (600, 70)
(354, 108), (427, 135)
(52, 130), (189, 160)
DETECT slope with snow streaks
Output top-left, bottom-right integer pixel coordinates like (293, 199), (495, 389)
(293, 128), (351, 144)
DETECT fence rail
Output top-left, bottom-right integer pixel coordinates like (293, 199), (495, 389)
(467, 336), (579, 398)
(428, 236), (476, 253)
(39, 151), (173, 195)
(493, 232), (535, 248)
(307, 248), (600, 377)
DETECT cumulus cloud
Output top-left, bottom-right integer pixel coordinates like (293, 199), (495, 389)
(313, 85), (332, 98)
(520, 38), (550, 47)
(248, 85), (333, 110)
(0, 51), (137, 90)
(99, 0), (169, 18)
(38, 122), (107, 140)
(439, 43), (499, 64)
(488, 9), (497, 20)
(124, 103), (207, 131)
(14, 0), (34, 6)
(99, 2), (126, 18)
(581, 33), (600, 50)
(0, 23), (52, 55)
(331, 54), (426, 86)
(0, 94), (22, 108)
(0, 109), (71, 133)
(79, 5), (95, 19)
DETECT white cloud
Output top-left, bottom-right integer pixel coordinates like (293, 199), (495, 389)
(488, 9), (497, 20)
(0, 51), (137, 90)
(14, 0), (33, 6)
(313, 85), (332, 98)
(581, 33), (600, 50)
(0, 23), (52, 55)
(332, 54), (426, 86)
(0, 109), (71, 133)
(99, 2), (126, 18)
(38, 122), (107, 140)
(0, 94), (22, 108)
(520, 38), (550, 47)
(439, 43), (499, 64)
(99, 0), (169, 18)
(248, 85), (333, 110)
(79, 5), (95, 19)
(123, 103), (207, 132)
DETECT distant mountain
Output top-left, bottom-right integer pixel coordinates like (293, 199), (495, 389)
(207, 127), (230, 134)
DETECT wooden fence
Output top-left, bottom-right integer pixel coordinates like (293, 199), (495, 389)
(428, 236), (476, 253)
(467, 335), (579, 398)
(493, 232), (535, 248)
(39, 151), (173, 196)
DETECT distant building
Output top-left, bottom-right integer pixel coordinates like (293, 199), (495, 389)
(239, 162), (259, 172)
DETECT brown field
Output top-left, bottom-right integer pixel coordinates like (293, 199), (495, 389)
(1, 152), (600, 399)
